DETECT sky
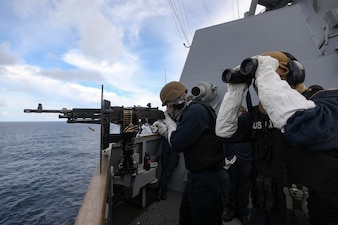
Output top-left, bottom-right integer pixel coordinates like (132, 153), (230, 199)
(0, 0), (262, 121)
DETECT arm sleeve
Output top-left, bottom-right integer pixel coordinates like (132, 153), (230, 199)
(285, 90), (338, 149)
(254, 55), (315, 129)
(215, 83), (248, 138)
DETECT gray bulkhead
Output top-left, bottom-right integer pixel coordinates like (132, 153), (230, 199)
(167, 0), (338, 193)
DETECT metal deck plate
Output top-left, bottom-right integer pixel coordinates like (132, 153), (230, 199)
(128, 190), (181, 225)
(112, 188), (245, 225)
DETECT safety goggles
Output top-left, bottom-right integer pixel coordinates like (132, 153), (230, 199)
(168, 98), (186, 110)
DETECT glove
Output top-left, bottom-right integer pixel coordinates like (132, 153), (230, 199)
(151, 120), (168, 137)
(216, 81), (248, 138)
(163, 112), (177, 146)
(254, 55), (315, 129)
(224, 155), (237, 170)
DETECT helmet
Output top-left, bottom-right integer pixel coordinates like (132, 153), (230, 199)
(262, 51), (305, 87)
(160, 81), (187, 106)
(262, 51), (290, 78)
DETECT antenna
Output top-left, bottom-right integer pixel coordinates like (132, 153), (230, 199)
(164, 69), (167, 84)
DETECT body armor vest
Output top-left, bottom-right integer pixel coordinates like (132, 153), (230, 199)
(183, 102), (225, 171)
(251, 105), (338, 223)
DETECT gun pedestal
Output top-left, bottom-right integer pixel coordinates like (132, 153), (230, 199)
(118, 132), (138, 174)
(112, 134), (162, 207)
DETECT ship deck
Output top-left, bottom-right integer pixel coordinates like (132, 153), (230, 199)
(111, 188), (245, 225)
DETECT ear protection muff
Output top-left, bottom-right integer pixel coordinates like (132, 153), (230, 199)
(282, 52), (305, 87)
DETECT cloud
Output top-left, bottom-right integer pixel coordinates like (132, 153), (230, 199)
(0, 42), (19, 65)
(0, 0), (261, 121)
(0, 99), (6, 107)
(50, 0), (124, 62)
(41, 68), (103, 82)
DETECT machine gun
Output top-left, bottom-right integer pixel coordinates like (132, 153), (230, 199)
(24, 86), (165, 174)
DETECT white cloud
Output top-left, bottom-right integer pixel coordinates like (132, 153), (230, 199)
(0, 0), (261, 121)
(52, 0), (124, 61)
(0, 42), (19, 65)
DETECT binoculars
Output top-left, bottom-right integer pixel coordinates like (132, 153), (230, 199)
(222, 58), (258, 83)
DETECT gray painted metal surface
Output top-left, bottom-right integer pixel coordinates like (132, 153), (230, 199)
(167, 0), (338, 196)
(180, 0), (338, 111)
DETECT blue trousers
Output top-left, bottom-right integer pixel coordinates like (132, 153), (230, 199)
(159, 139), (179, 191)
(179, 169), (229, 225)
(226, 159), (252, 216)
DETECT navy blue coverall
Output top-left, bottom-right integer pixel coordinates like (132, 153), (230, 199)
(158, 138), (179, 194)
(169, 102), (228, 225)
(224, 140), (253, 218)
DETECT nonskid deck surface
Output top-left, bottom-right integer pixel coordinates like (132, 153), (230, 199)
(128, 190), (181, 225)
(111, 188), (245, 225)
(110, 188), (180, 225)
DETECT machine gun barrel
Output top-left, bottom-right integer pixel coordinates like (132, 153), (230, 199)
(23, 109), (66, 113)
(24, 103), (112, 123)
(23, 103), (72, 114)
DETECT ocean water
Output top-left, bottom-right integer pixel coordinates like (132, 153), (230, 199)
(0, 122), (101, 225)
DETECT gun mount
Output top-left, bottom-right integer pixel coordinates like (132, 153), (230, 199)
(24, 86), (164, 175)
